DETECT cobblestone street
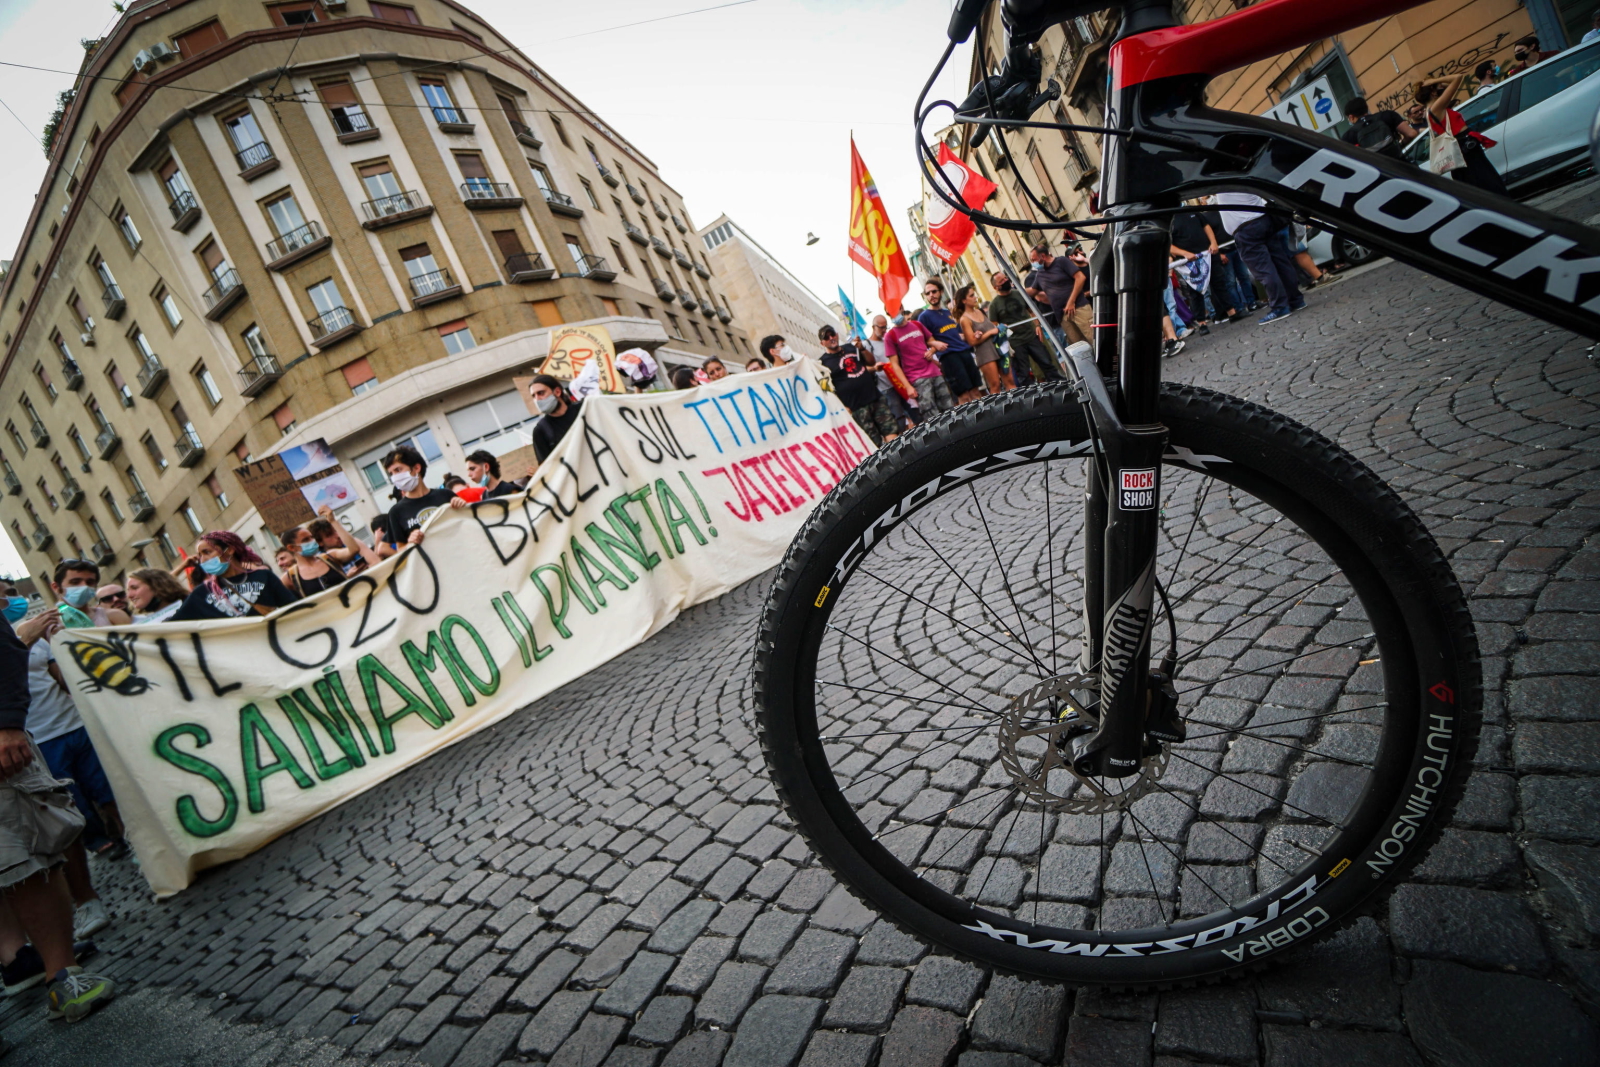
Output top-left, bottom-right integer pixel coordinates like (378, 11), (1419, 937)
(7, 185), (1600, 1066)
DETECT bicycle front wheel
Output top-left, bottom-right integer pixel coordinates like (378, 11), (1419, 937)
(754, 382), (1480, 987)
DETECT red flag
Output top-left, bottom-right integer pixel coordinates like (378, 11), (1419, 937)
(925, 144), (997, 264)
(847, 139), (913, 318)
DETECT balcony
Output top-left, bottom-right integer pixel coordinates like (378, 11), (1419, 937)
(694, 262), (711, 280)
(573, 254), (616, 282)
(175, 429), (205, 468)
(137, 356), (168, 398)
(623, 220), (648, 246)
(3, 472), (18, 495)
(431, 105), (474, 134)
(238, 353), (284, 398)
(101, 282), (126, 320)
(360, 190), (432, 229)
(651, 201), (668, 220)
(168, 190), (200, 231)
(408, 267), (461, 307)
(626, 184), (645, 205)
(596, 164), (619, 188)
(31, 526), (52, 552)
(29, 422), (49, 447)
(330, 105), (379, 144)
(264, 221), (331, 271)
(716, 306), (731, 324)
(540, 189), (583, 218)
(651, 277), (674, 300)
(672, 215), (687, 234)
(509, 119), (541, 148)
(673, 249), (693, 270)
(95, 427), (121, 458)
(61, 478), (84, 510)
(460, 181), (524, 211)
(505, 252), (555, 283)
(90, 539), (114, 566)
(202, 268), (247, 321)
(677, 290), (698, 311)
(235, 140), (279, 180)
(128, 491), (155, 522)
(700, 301), (716, 318)
(308, 306), (361, 349)
(650, 236), (671, 258)
(61, 359), (83, 391)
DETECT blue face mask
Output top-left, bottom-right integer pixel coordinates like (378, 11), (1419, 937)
(200, 556), (229, 576)
(61, 585), (96, 609)
(300, 542), (320, 557)
(2, 597), (27, 623)
(474, 474), (490, 487)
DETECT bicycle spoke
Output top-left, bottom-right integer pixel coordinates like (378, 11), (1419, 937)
(968, 482), (1052, 678)
(903, 521), (1047, 675)
(916, 787), (1016, 869)
(1183, 725), (1377, 770)
(816, 679), (999, 721)
(824, 623), (997, 719)
(853, 565), (1045, 671)
(1182, 700), (1390, 739)
(1178, 636), (1374, 693)
(1045, 460), (1059, 676)
(1166, 750), (1346, 828)
(1174, 578), (1339, 668)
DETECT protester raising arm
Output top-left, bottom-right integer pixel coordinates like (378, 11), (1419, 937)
(317, 505), (383, 570)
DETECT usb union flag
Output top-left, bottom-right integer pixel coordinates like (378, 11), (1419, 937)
(847, 139), (912, 318)
(925, 143), (997, 264)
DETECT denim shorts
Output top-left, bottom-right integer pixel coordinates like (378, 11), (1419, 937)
(0, 740), (77, 889)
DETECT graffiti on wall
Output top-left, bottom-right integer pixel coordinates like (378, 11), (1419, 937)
(1369, 32), (1512, 113)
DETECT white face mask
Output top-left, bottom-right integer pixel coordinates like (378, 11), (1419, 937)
(535, 395), (560, 415)
(777, 344), (794, 361)
(390, 470), (420, 493)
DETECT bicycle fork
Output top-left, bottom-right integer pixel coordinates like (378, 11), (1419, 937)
(1072, 209), (1181, 778)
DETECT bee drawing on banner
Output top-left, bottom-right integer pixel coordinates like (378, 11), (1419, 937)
(66, 632), (153, 696)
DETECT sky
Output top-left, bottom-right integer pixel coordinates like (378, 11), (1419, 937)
(0, 0), (975, 579)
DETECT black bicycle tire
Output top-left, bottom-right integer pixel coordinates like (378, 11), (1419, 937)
(753, 381), (1481, 988)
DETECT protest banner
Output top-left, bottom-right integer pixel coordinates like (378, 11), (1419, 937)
(55, 362), (872, 896)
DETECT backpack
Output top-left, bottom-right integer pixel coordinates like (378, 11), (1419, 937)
(1353, 115), (1405, 161)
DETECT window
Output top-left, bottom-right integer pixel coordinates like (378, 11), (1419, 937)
(172, 401), (198, 442)
(115, 208), (141, 250)
(101, 489), (124, 523)
(342, 357), (378, 395)
(70, 292), (91, 331)
(107, 366), (133, 407)
(306, 278), (346, 321)
(53, 334), (72, 363)
(691, 321), (705, 345)
(68, 427), (90, 461)
(158, 288), (183, 328)
(667, 312), (683, 338)
(399, 243), (440, 280)
(130, 328), (157, 362)
(1516, 47), (1600, 113)
(272, 403), (296, 436)
(497, 94), (524, 126)
(550, 116), (571, 148)
(528, 163), (556, 197)
(38, 478), (58, 510)
(206, 472), (230, 509)
(180, 501), (203, 534)
(438, 319), (476, 354)
(126, 465), (148, 495)
(358, 161), (402, 200)
(87, 517), (108, 546)
(455, 152), (493, 194)
(142, 433), (168, 469)
(564, 235), (588, 273)
(243, 324), (270, 358)
(356, 425), (443, 491)
(34, 364), (56, 400)
(223, 109), (269, 163)
(85, 398), (112, 437)
(530, 300), (563, 327)
(267, 2), (319, 26)
(491, 229), (527, 266)
(610, 241), (630, 275)
(194, 363), (222, 406)
(419, 79), (464, 124)
(157, 158), (191, 201)
(157, 528), (176, 563)
(233, 440), (253, 464)
(173, 20), (228, 58)
(264, 193), (306, 237)
(93, 255), (118, 292)
(7, 423), (27, 456)
(600, 297), (621, 316)
(370, 2), (420, 23)
(446, 389), (540, 452)
(580, 179), (600, 209)
(317, 81), (372, 136)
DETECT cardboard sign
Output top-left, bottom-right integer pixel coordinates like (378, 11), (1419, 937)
(233, 437), (350, 539)
(542, 324), (624, 393)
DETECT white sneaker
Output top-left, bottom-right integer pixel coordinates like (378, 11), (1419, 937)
(74, 899), (111, 939)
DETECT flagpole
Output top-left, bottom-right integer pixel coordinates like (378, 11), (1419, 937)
(849, 130), (858, 336)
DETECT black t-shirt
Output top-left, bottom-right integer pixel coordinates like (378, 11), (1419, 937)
(820, 343), (880, 410)
(1342, 111), (1407, 159)
(483, 480), (518, 499)
(533, 398), (584, 462)
(387, 487), (456, 541)
(1202, 209), (1231, 239)
(172, 568), (298, 621)
(287, 560), (347, 599)
(1170, 213), (1214, 255)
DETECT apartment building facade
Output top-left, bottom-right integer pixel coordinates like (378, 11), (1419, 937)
(0, 0), (747, 584)
(698, 215), (834, 360)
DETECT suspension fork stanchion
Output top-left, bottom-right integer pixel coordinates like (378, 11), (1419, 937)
(1072, 210), (1171, 779)
(1079, 229), (1119, 678)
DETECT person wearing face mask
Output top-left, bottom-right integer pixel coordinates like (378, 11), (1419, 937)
(50, 561), (131, 630)
(171, 531), (298, 621)
(465, 450), (517, 500)
(1504, 35), (1544, 76)
(1473, 60), (1501, 96)
(759, 335), (797, 365)
(124, 568), (187, 623)
(987, 270), (1057, 385)
(379, 446), (466, 557)
(279, 525), (347, 599)
(529, 375), (584, 463)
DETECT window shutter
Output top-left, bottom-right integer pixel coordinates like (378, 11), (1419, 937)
(157, 159), (179, 182)
(199, 242), (224, 271)
(358, 161), (392, 178)
(174, 20), (228, 58)
(453, 153), (488, 179)
(341, 358), (376, 389)
(492, 230), (525, 260)
(435, 319), (467, 335)
(273, 404), (296, 431)
(317, 81), (358, 107)
(370, 3), (421, 23)
(398, 243), (431, 262)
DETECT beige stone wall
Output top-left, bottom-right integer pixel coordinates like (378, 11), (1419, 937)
(0, 0), (749, 582)
(698, 217), (834, 360)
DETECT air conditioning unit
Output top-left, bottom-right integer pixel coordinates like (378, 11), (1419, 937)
(132, 49), (157, 73)
(148, 41), (177, 61)
(80, 332), (95, 347)
(320, 0), (347, 9)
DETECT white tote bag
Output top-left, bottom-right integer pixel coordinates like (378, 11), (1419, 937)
(1428, 124), (1467, 176)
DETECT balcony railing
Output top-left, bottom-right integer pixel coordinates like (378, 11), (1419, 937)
(460, 181), (523, 209)
(202, 268), (246, 320)
(596, 164), (619, 188)
(672, 215), (687, 234)
(238, 354), (283, 397)
(652, 277), (675, 300)
(2, 472), (19, 495)
(137, 356), (168, 398)
(101, 282), (126, 320)
(677, 290), (698, 311)
(651, 201), (668, 220)
(505, 252), (555, 283)
(235, 140), (277, 174)
(61, 359), (83, 391)
(694, 262), (711, 279)
(29, 422), (48, 447)
(265, 221), (328, 266)
(650, 236), (671, 257)
(509, 119), (541, 148)
(61, 478), (84, 509)
(623, 220), (648, 245)
(360, 190), (429, 226)
(700, 301), (716, 318)
(308, 306), (360, 347)
(128, 490), (155, 521)
(408, 267), (459, 304)
(573, 254), (616, 281)
(673, 249), (693, 270)
(329, 105), (378, 142)
(716, 306), (732, 324)
(431, 105), (473, 132)
(626, 184), (646, 205)
(168, 190), (200, 230)
(31, 526), (52, 551)
(95, 427), (121, 458)
(175, 429), (205, 468)
(541, 189), (582, 217)
(90, 539), (114, 566)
